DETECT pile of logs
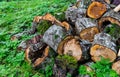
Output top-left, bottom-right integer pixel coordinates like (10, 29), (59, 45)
(11, 0), (120, 76)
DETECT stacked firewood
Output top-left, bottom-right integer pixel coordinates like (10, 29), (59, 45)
(11, 0), (120, 76)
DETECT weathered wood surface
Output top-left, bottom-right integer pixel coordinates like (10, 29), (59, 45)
(65, 6), (86, 24)
(75, 18), (99, 42)
(98, 10), (120, 31)
(43, 25), (70, 52)
(90, 33), (117, 62)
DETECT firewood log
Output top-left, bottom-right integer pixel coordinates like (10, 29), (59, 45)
(65, 6), (86, 24)
(87, 1), (107, 19)
(98, 10), (120, 32)
(11, 13), (69, 40)
(90, 33), (117, 62)
(75, 17), (99, 42)
(43, 24), (91, 61)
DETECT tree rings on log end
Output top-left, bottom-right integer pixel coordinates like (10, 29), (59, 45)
(112, 60), (120, 75)
(90, 44), (116, 62)
(80, 27), (99, 42)
(57, 36), (83, 61)
(87, 1), (107, 19)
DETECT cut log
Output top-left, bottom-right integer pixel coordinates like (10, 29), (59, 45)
(76, 0), (92, 8)
(75, 18), (99, 42)
(65, 6), (86, 24)
(98, 10), (120, 32)
(112, 58), (120, 75)
(43, 24), (91, 61)
(43, 24), (71, 52)
(87, 1), (107, 19)
(57, 36), (91, 61)
(11, 13), (69, 40)
(90, 33), (117, 62)
(25, 40), (49, 68)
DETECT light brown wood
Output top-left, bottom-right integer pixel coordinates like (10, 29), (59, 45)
(112, 60), (120, 75)
(87, 1), (107, 19)
(90, 44), (116, 62)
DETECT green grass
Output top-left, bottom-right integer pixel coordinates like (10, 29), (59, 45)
(0, 0), (75, 77)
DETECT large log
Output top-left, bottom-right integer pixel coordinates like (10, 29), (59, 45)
(75, 18), (99, 42)
(43, 24), (91, 61)
(90, 33), (117, 62)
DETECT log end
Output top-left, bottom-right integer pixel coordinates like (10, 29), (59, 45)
(87, 1), (107, 19)
(90, 44), (116, 62)
(80, 27), (99, 42)
(57, 36), (82, 61)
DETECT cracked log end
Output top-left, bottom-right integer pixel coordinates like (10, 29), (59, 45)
(98, 17), (120, 31)
(90, 44), (116, 62)
(87, 1), (107, 19)
(80, 27), (99, 42)
(112, 60), (120, 75)
(25, 44), (49, 68)
(57, 36), (82, 61)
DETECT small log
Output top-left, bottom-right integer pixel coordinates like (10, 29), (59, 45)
(75, 18), (99, 42)
(90, 33), (117, 62)
(98, 10), (120, 31)
(87, 1), (107, 19)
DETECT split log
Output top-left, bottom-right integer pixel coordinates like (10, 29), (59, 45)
(75, 18), (99, 42)
(90, 33), (117, 62)
(25, 41), (49, 68)
(87, 1), (107, 19)
(98, 10), (120, 32)
(43, 24), (91, 61)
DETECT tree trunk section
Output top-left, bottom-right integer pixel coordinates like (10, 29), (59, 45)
(90, 33), (117, 62)
(75, 18), (99, 42)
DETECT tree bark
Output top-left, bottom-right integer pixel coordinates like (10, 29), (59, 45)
(98, 10), (120, 32)
(90, 33), (117, 62)
(75, 18), (99, 42)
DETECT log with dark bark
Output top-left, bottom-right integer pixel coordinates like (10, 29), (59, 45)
(98, 10), (120, 32)
(90, 33), (117, 62)
(25, 41), (49, 68)
(18, 35), (42, 51)
(75, 18), (99, 42)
